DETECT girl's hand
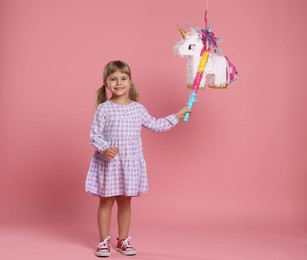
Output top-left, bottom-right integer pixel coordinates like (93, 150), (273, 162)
(175, 107), (192, 120)
(103, 147), (119, 159)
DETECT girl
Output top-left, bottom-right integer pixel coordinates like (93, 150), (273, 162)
(85, 60), (190, 257)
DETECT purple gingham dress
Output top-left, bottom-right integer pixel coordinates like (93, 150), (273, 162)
(85, 100), (178, 197)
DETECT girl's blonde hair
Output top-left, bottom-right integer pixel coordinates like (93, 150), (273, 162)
(96, 60), (138, 106)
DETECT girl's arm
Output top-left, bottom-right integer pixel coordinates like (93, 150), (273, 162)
(90, 106), (109, 152)
(141, 105), (190, 132)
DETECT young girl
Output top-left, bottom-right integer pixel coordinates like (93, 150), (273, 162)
(85, 60), (190, 257)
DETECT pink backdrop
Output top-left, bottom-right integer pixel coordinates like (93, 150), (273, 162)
(1, 0), (307, 255)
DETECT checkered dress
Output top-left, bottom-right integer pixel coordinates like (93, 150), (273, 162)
(85, 100), (178, 197)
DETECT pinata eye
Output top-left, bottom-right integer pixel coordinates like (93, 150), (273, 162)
(188, 44), (195, 50)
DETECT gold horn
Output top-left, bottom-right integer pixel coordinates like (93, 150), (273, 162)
(177, 25), (186, 39)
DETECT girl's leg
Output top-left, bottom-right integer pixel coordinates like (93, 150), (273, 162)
(97, 196), (116, 241)
(116, 195), (132, 240)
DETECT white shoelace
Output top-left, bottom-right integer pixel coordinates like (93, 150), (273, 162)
(121, 236), (133, 250)
(98, 236), (110, 249)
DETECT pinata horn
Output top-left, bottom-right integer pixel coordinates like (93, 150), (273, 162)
(177, 25), (186, 39)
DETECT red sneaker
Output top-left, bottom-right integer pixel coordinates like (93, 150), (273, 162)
(116, 236), (136, 256)
(96, 236), (111, 257)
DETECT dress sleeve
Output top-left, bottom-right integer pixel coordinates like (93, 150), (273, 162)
(141, 105), (179, 132)
(89, 105), (109, 152)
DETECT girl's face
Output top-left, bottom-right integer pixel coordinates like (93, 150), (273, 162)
(105, 71), (131, 98)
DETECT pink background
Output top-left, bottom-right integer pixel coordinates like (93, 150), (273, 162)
(1, 0), (307, 259)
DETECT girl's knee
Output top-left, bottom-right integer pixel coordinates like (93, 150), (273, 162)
(99, 196), (116, 207)
(116, 195), (132, 206)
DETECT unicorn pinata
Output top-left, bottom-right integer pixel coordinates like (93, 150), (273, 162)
(173, 10), (238, 121)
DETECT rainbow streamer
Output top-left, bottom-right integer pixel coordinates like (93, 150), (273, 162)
(184, 50), (209, 122)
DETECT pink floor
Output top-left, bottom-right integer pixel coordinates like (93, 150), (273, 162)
(1, 223), (307, 260)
